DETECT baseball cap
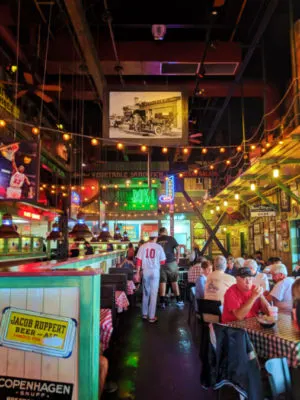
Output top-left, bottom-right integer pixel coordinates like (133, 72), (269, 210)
(149, 231), (158, 237)
(236, 267), (256, 278)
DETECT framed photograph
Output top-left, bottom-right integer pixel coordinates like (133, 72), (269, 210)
(104, 90), (188, 146)
(254, 223), (261, 234)
(0, 141), (40, 202)
(264, 228), (270, 245)
(276, 220), (281, 233)
(281, 220), (289, 238)
(270, 233), (276, 250)
(249, 225), (254, 240)
(254, 235), (263, 251)
(249, 242), (255, 256)
(277, 234), (283, 252)
(280, 189), (291, 212)
(270, 220), (276, 233)
(282, 239), (290, 252)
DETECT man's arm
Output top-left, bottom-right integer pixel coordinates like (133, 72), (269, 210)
(260, 294), (271, 315)
(11, 155), (17, 173)
(232, 287), (263, 321)
(24, 175), (30, 186)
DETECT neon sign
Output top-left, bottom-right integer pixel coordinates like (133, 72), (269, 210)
(71, 191), (80, 205)
(20, 211), (41, 220)
(159, 175), (175, 203)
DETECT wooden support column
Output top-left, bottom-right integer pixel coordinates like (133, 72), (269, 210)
(273, 180), (300, 204)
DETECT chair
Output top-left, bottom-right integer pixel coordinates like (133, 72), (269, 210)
(100, 283), (117, 326)
(196, 299), (222, 323)
(109, 267), (133, 281)
(265, 358), (292, 400)
(101, 274), (127, 293)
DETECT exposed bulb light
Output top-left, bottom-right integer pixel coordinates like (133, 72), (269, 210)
(234, 193), (240, 200)
(236, 145), (242, 152)
(279, 140), (284, 145)
(183, 147), (189, 154)
(225, 160), (231, 165)
(141, 145), (148, 152)
(261, 148), (266, 153)
(32, 127), (40, 135)
(210, 209), (214, 214)
(162, 147), (168, 154)
(91, 138), (99, 146)
(220, 147), (225, 153)
(63, 133), (71, 141)
(250, 144), (256, 150)
(179, 173), (184, 178)
(209, 165), (215, 170)
(216, 205), (220, 211)
(117, 143), (124, 150)
(250, 182), (256, 191)
(272, 166), (280, 178)
(202, 148), (208, 154)
(266, 143), (271, 148)
(223, 200), (228, 207)
(0, 120), (6, 127)
(193, 169), (198, 174)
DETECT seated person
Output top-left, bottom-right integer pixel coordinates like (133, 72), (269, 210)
(225, 256), (237, 276)
(195, 261), (213, 309)
(84, 240), (94, 255)
(188, 260), (206, 284)
(222, 267), (271, 323)
(292, 279), (300, 329)
(69, 242), (79, 258)
(189, 243), (203, 265)
(254, 250), (265, 270)
(265, 263), (294, 311)
(263, 257), (282, 273)
(205, 255), (236, 304)
(292, 259), (300, 277)
(244, 259), (269, 292)
(119, 257), (135, 271)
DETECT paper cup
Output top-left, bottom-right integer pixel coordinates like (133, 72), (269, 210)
(269, 306), (278, 320)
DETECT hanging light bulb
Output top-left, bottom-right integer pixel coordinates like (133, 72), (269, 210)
(266, 142), (271, 148)
(261, 148), (266, 153)
(279, 140), (284, 145)
(209, 165), (215, 170)
(250, 144), (256, 150)
(250, 182), (256, 191)
(234, 193), (240, 200)
(179, 173), (184, 178)
(210, 209), (214, 215)
(91, 138), (99, 146)
(202, 148), (208, 154)
(32, 127), (40, 135)
(216, 205), (220, 211)
(141, 145), (148, 152)
(56, 123), (64, 130)
(223, 200), (228, 207)
(0, 120), (6, 128)
(0, 213), (19, 239)
(220, 147), (225, 153)
(69, 212), (92, 241)
(117, 142), (124, 150)
(162, 147), (168, 154)
(46, 222), (62, 241)
(62, 133), (71, 141)
(272, 165), (280, 178)
(236, 145), (242, 152)
(225, 160), (231, 165)
(193, 169), (198, 174)
(182, 147), (189, 154)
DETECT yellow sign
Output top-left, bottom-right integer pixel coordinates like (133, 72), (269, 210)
(6, 311), (68, 349)
(0, 85), (20, 119)
(0, 308), (77, 358)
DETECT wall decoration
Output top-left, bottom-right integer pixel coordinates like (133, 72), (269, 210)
(282, 239), (290, 252)
(276, 220), (281, 233)
(270, 220), (276, 233)
(280, 189), (291, 212)
(254, 223), (261, 234)
(281, 220), (289, 238)
(270, 233), (276, 250)
(249, 225), (254, 240)
(264, 228), (270, 245)
(104, 90), (188, 146)
(254, 235), (263, 251)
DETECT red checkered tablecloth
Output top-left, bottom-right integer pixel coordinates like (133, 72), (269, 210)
(127, 280), (136, 295)
(227, 313), (300, 367)
(188, 265), (202, 283)
(115, 290), (130, 312)
(100, 308), (113, 352)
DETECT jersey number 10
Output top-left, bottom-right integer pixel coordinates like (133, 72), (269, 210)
(145, 248), (156, 259)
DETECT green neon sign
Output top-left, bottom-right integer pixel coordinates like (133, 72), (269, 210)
(117, 189), (157, 211)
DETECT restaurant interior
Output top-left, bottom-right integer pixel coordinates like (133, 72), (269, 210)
(0, 0), (300, 399)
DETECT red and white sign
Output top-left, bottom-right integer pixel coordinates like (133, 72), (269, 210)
(19, 210), (41, 220)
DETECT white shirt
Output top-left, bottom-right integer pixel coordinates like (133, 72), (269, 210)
(253, 272), (270, 292)
(270, 277), (294, 311)
(10, 171), (25, 188)
(137, 242), (166, 275)
(204, 270), (236, 304)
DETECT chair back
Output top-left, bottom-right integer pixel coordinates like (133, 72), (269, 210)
(265, 358), (292, 400)
(197, 299), (222, 319)
(101, 273), (127, 293)
(109, 267), (133, 281)
(100, 283), (116, 325)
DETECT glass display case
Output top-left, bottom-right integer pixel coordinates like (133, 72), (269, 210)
(22, 237), (31, 253)
(7, 238), (20, 253)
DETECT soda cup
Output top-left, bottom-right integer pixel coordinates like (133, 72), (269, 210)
(269, 306), (278, 320)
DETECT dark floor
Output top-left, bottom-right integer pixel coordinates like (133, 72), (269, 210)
(102, 302), (220, 400)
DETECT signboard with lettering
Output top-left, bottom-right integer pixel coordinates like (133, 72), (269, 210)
(0, 375), (73, 400)
(0, 307), (77, 358)
(159, 175), (175, 203)
(250, 206), (276, 217)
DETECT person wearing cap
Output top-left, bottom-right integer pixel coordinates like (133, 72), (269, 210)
(222, 267), (271, 323)
(136, 231), (166, 323)
(243, 259), (269, 292)
(265, 263), (294, 311)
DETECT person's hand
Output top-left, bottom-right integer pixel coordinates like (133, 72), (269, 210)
(251, 286), (263, 301)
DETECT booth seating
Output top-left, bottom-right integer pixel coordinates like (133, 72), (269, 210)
(100, 283), (117, 327)
(109, 268), (136, 306)
(109, 267), (133, 281)
(102, 273), (127, 293)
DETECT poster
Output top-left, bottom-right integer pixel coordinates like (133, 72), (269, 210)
(0, 308), (77, 358)
(141, 224), (158, 241)
(0, 141), (39, 201)
(121, 224), (139, 241)
(0, 375), (73, 400)
(106, 91), (187, 144)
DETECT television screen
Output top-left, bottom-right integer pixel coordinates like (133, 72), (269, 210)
(0, 141), (39, 201)
(105, 91), (188, 145)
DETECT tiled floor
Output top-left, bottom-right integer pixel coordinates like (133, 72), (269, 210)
(102, 302), (217, 400)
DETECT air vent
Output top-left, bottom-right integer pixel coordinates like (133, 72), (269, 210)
(204, 62), (238, 75)
(161, 63), (199, 75)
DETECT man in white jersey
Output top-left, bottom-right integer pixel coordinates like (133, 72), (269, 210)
(136, 232), (166, 323)
(6, 155), (30, 199)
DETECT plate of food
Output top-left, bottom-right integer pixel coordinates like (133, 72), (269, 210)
(256, 315), (276, 328)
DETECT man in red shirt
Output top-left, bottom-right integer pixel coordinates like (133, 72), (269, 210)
(222, 267), (271, 323)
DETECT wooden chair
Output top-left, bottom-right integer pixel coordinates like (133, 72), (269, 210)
(100, 283), (117, 327)
(101, 273), (127, 294)
(195, 299), (222, 340)
(265, 358), (292, 400)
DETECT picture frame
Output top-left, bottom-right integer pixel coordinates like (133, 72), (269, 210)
(276, 220), (281, 233)
(103, 89), (189, 146)
(269, 220), (276, 233)
(249, 225), (254, 240)
(280, 189), (291, 212)
(254, 223), (261, 235)
(281, 220), (289, 238)
(270, 233), (276, 250)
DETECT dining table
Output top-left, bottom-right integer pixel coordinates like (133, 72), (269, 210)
(227, 312), (300, 367)
(100, 308), (113, 352)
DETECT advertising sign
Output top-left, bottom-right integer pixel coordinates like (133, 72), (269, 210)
(121, 224), (139, 241)
(159, 175), (175, 203)
(0, 141), (39, 201)
(0, 307), (77, 358)
(0, 375), (73, 400)
(141, 224), (158, 240)
(250, 206), (276, 217)
(105, 91), (188, 146)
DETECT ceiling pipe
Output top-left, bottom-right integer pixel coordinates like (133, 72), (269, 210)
(205, 0), (279, 146)
(62, 0), (107, 103)
(230, 0), (248, 42)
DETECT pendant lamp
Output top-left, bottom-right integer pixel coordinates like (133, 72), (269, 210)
(0, 213), (19, 239)
(69, 212), (92, 241)
(46, 222), (62, 241)
(113, 225), (122, 240)
(98, 222), (111, 242)
(121, 230), (129, 242)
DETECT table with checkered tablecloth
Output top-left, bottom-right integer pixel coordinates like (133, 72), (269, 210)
(100, 308), (113, 352)
(115, 290), (130, 312)
(127, 280), (136, 295)
(227, 313), (300, 367)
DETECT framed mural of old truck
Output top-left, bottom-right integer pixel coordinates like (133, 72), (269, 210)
(103, 90), (188, 146)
